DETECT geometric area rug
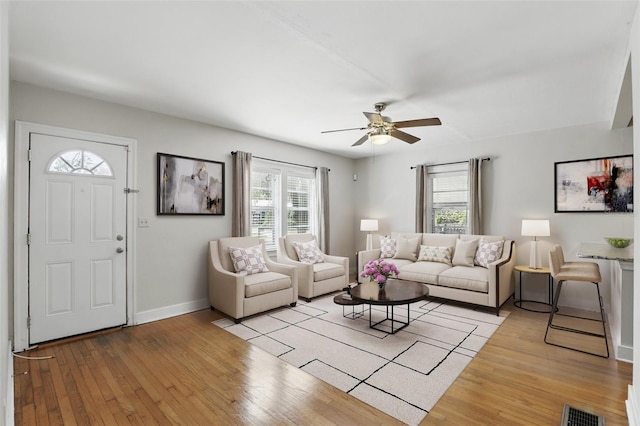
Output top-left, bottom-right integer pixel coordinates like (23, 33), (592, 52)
(213, 293), (508, 426)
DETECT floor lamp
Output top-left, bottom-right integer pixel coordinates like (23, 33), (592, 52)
(521, 219), (550, 269)
(360, 219), (379, 251)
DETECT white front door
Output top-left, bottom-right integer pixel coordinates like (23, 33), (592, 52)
(29, 133), (128, 344)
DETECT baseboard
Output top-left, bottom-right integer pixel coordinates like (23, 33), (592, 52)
(135, 298), (210, 325)
(627, 384), (640, 426)
(6, 340), (14, 426)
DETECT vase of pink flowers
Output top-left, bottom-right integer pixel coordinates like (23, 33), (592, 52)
(361, 258), (400, 289)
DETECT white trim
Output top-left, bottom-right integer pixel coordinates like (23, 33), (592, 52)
(5, 341), (13, 426)
(134, 298), (209, 325)
(13, 121), (137, 352)
(628, 385), (640, 426)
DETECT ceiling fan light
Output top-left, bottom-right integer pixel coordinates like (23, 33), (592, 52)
(369, 133), (392, 145)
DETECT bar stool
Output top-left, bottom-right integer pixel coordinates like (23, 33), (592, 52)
(544, 245), (609, 358)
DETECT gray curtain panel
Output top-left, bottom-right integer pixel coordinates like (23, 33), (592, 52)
(468, 157), (483, 235)
(415, 164), (428, 233)
(231, 151), (252, 237)
(316, 166), (330, 252)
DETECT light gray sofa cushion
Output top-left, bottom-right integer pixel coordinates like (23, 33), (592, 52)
(244, 271), (293, 297)
(438, 266), (489, 293)
(398, 261), (451, 284)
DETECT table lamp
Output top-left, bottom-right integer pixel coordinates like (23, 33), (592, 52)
(521, 219), (550, 269)
(360, 219), (379, 250)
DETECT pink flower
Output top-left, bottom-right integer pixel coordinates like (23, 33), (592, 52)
(361, 258), (398, 283)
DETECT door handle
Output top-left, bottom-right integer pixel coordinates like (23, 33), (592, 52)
(116, 247), (124, 254)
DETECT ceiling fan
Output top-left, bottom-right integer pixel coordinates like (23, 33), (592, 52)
(321, 102), (441, 146)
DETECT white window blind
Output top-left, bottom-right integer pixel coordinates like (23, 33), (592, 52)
(428, 165), (469, 234)
(250, 160), (316, 251)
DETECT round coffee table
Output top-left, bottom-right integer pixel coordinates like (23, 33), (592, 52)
(350, 279), (428, 334)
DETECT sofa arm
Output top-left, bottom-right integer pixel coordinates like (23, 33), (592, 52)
(273, 243), (313, 297)
(264, 258), (299, 300)
(487, 240), (516, 313)
(357, 249), (381, 283)
(208, 242), (247, 319)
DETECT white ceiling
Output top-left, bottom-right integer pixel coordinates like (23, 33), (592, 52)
(8, 1), (638, 159)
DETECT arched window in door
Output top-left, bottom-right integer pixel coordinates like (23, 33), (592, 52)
(47, 149), (113, 177)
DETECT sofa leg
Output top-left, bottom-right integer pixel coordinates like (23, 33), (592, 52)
(234, 318), (242, 324)
(290, 302), (297, 307)
(210, 305), (215, 311)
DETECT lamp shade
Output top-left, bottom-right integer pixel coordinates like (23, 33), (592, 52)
(521, 219), (550, 237)
(360, 219), (379, 232)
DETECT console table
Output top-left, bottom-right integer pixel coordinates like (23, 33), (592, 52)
(578, 243), (634, 363)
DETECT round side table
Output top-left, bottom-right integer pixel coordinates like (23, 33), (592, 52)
(514, 265), (553, 313)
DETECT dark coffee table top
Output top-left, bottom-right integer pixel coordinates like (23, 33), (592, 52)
(333, 293), (362, 306)
(350, 279), (428, 306)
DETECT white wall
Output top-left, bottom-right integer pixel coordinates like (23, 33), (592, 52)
(9, 81), (357, 321)
(355, 122), (633, 312)
(0, 2), (11, 423)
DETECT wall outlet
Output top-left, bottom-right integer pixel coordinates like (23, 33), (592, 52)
(138, 217), (150, 228)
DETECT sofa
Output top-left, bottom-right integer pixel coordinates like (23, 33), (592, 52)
(277, 234), (349, 301)
(357, 232), (515, 315)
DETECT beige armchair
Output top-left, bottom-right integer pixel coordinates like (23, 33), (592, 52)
(276, 234), (349, 301)
(208, 237), (298, 323)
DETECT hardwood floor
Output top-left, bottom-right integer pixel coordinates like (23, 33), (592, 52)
(14, 301), (632, 425)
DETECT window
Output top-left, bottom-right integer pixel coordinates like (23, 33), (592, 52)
(427, 164), (469, 234)
(47, 149), (113, 177)
(250, 160), (316, 251)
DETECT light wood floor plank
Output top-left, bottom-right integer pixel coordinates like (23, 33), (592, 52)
(13, 301), (632, 425)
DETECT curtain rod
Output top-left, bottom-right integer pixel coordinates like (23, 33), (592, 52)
(231, 151), (330, 171)
(410, 157), (491, 170)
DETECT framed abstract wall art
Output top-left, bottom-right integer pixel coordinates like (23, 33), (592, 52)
(157, 152), (225, 215)
(554, 154), (633, 213)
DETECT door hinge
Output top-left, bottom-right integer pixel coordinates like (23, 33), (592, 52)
(27, 149), (32, 162)
(124, 188), (140, 194)
(27, 316), (31, 329)
(26, 233), (31, 246)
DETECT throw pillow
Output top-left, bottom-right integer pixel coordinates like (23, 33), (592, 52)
(474, 239), (505, 268)
(228, 245), (269, 275)
(379, 236), (397, 258)
(393, 237), (420, 261)
(418, 245), (453, 265)
(292, 240), (325, 264)
(452, 239), (479, 267)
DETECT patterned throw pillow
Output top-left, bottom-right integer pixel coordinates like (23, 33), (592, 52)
(474, 239), (505, 268)
(379, 236), (397, 258)
(228, 245), (270, 275)
(418, 245), (453, 265)
(292, 240), (325, 264)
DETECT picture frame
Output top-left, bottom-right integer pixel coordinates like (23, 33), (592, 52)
(157, 152), (225, 215)
(554, 154), (633, 213)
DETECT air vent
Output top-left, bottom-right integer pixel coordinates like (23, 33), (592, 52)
(560, 404), (605, 426)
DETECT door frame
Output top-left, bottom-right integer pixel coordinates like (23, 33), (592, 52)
(13, 121), (138, 352)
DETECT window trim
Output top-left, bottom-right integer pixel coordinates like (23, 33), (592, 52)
(427, 163), (469, 234)
(250, 159), (317, 251)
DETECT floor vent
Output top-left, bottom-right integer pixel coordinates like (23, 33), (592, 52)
(561, 404), (605, 426)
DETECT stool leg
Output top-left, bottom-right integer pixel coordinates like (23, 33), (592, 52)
(594, 282), (610, 358)
(544, 280), (563, 345)
(544, 280), (609, 358)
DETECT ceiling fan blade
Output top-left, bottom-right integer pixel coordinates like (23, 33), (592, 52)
(321, 126), (367, 134)
(390, 129), (420, 144)
(363, 112), (391, 124)
(393, 117), (442, 128)
(351, 134), (369, 146)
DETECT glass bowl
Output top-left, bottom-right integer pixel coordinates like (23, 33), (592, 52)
(604, 238), (633, 248)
